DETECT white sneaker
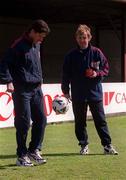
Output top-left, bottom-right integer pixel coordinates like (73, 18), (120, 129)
(16, 155), (33, 167)
(28, 149), (47, 164)
(80, 145), (89, 155)
(104, 144), (118, 155)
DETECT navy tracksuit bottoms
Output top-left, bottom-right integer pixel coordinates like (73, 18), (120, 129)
(12, 86), (47, 157)
(72, 100), (111, 147)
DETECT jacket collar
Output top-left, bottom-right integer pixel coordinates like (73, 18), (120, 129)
(77, 43), (91, 53)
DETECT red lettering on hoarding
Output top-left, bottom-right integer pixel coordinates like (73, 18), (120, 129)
(1, 89), (126, 122)
(44, 95), (53, 116)
(103, 91), (126, 105)
(0, 92), (12, 121)
(115, 93), (126, 103)
(0, 91), (64, 122)
(104, 92), (115, 106)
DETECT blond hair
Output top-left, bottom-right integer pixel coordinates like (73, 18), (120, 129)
(75, 24), (92, 40)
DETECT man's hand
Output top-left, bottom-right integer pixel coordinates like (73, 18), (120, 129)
(6, 82), (14, 93)
(85, 68), (97, 78)
(89, 70), (97, 78)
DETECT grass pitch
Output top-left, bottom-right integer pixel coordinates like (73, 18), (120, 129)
(0, 116), (126, 180)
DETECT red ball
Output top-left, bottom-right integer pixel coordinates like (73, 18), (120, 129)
(85, 68), (93, 77)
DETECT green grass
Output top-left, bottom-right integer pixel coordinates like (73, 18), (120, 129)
(0, 116), (126, 180)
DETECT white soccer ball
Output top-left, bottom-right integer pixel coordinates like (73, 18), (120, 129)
(52, 96), (69, 114)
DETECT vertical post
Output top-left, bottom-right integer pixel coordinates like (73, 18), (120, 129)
(121, 14), (126, 82)
(94, 26), (99, 47)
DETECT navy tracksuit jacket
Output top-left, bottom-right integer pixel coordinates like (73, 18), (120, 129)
(0, 34), (43, 86)
(0, 34), (47, 156)
(61, 44), (112, 146)
(61, 44), (109, 102)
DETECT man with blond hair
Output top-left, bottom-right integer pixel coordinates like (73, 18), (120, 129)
(61, 24), (118, 155)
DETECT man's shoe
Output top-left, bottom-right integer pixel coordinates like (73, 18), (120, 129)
(80, 145), (89, 155)
(16, 155), (34, 167)
(104, 144), (118, 155)
(28, 149), (46, 164)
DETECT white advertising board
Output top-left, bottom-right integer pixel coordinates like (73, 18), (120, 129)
(0, 83), (126, 128)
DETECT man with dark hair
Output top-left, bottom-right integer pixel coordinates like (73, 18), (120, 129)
(0, 19), (50, 166)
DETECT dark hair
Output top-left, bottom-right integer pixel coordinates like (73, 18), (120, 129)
(27, 19), (50, 34)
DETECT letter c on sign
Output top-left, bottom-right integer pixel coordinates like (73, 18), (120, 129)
(44, 95), (53, 116)
(0, 92), (12, 121)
